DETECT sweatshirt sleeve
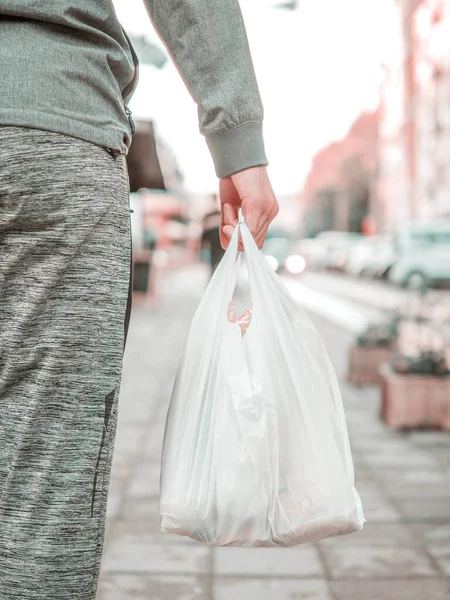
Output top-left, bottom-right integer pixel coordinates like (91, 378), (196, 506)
(142, 0), (269, 178)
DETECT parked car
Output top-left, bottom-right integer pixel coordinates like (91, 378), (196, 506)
(388, 218), (450, 289)
(293, 238), (324, 271)
(395, 217), (450, 249)
(313, 231), (363, 271)
(345, 236), (381, 276)
(389, 244), (450, 289)
(360, 235), (397, 279)
(262, 236), (307, 274)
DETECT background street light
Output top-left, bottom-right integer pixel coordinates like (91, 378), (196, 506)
(273, 0), (299, 10)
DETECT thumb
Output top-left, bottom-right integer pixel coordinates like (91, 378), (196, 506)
(223, 225), (234, 239)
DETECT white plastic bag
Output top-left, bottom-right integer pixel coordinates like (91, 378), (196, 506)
(159, 220), (365, 547)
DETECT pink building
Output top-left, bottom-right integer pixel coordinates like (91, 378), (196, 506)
(377, 0), (450, 230)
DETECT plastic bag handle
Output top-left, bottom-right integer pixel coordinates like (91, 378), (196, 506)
(220, 218), (241, 301)
(238, 220), (276, 282)
(220, 217), (276, 308)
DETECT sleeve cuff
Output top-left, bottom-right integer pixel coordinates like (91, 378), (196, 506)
(204, 121), (269, 179)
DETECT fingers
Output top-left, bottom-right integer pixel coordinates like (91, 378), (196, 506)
(220, 202), (238, 249)
(222, 221), (244, 251)
(219, 167), (280, 251)
(253, 225), (269, 249)
(221, 204), (274, 251)
(242, 203), (278, 249)
(222, 225), (234, 239)
(223, 223), (244, 251)
(223, 221), (263, 251)
(223, 202), (238, 226)
(219, 177), (240, 249)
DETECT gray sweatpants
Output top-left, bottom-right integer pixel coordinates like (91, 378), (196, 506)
(0, 126), (132, 599)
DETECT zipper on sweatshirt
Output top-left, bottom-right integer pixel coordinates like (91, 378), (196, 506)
(125, 104), (136, 134)
(106, 147), (121, 157)
(105, 104), (135, 157)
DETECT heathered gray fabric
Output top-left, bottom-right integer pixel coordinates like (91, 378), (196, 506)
(0, 125), (132, 600)
(0, 0), (269, 178)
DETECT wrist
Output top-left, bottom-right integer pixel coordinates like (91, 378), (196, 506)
(205, 121), (268, 179)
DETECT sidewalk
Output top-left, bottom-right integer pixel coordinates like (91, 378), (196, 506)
(97, 264), (450, 600)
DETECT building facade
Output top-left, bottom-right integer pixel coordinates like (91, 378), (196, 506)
(377, 0), (450, 231)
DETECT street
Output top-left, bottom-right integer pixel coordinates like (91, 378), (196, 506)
(97, 265), (450, 600)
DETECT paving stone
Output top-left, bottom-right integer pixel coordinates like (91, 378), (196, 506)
(350, 438), (413, 452)
(349, 454), (367, 469)
(428, 450), (450, 470)
(318, 523), (418, 548)
(356, 489), (402, 523)
(127, 461), (161, 498)
(214, 546), (323, 578)
(102, 520), (209, 574)
(321, 545), (438, 579)
(143, 423), (166, 458)
(410, 524), (450, 577)
(116, 468), (161, 522)
(103, 518), (117, 552)
(106, 491), (123, 520)
(110, 450), (140, 482)
(435, 556), (450, 577)
(114, 423), (148, 456)
(119, 494), (162, 522)
(213, 578), (332, 600)
(410, 523), (450, 545)
(407, 430), (450, 448)
(98, 574), (209, 600)
(374, 468), (449, 486)
(385, 483), (450, 500)
(353, 480), (383, 495)
(362, 450), (440, 470)
(330, 579), (450, 600)
(353, 466), (375, 482)
(393, 499), (450, 522)
(103, 518), (200, 553)
(346, 422), (391, 437)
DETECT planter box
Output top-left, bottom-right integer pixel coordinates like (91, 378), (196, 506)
(348, 346), (391, 385)
(379, 363), (450, 430)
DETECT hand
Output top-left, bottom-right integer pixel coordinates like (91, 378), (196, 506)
(219, 165), (279, 250)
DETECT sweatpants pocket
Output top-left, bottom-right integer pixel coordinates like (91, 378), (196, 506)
(90, 386), (117, 518)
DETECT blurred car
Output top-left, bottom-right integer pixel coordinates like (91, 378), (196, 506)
(293, 238), (324, 271)
(388, 218), (450, 289)
(313, 231), (363, 271)
(345, 236), (381, 276)
(389, 244), (450, 289)
(395, 217), (450, 249)
(359, 235), (397, 279)
(262, 236), (306, 274)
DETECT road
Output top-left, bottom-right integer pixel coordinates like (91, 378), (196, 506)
(284, 270), (450, 334)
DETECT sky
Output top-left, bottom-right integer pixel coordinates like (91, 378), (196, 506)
(113, 0), (398, 196)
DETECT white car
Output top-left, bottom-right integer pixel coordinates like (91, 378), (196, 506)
(389, 243), (450, 289)
(313, 231), (363, 271)
(388, 218), (450, 288)
(361, 236), (397, 279)
(346, 236), (389, 277)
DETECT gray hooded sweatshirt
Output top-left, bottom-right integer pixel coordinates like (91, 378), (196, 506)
(0, 0), (268, 178)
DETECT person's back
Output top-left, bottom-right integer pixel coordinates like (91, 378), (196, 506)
(1, 2), (137, 155)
